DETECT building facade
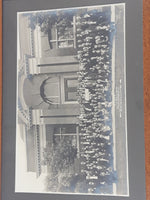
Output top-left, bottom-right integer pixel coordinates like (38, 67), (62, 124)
(18, 12), (85, 177)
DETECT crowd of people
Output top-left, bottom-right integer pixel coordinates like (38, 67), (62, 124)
(76, 11), (116, 193)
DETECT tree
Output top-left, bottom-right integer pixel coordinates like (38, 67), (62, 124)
(45, 170), (87, 193)
(44, 173), (58, 192)
(42, 138), (77, 172)
(24, 9), (78, 48)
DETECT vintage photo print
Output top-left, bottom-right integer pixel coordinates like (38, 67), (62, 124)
(15, 3), (129, 196)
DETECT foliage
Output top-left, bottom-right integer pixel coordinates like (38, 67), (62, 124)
(45, 171), (88, 193)
(25, 10), (76, 34)
(42, 138), (77, 172)
(24, 9), (78, 50)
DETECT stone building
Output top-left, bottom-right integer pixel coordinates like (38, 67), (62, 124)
(17, 12), (83, 178)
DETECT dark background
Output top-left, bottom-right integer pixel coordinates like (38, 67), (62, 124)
(2, 0), (145, 200)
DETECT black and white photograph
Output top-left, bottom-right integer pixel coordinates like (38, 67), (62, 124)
(15, 3), (128, 196)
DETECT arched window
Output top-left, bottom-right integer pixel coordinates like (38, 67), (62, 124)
(40, 77), (60, 105)
(40, 75), (78, 105)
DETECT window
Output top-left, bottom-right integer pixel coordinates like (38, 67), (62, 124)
(64, 78), (78, 102)
(52, 125), (81, 158)
(50, 17), (76, 49)
(41, 77), (60, 104)
(53, 125), (77, 146)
